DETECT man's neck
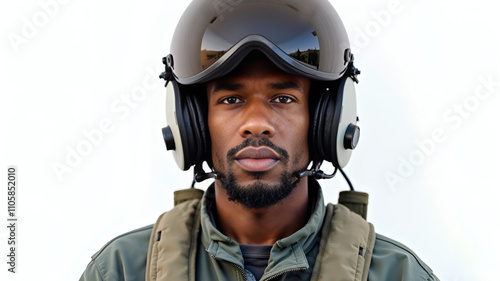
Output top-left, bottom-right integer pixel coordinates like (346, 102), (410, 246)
(213, 177), (310, 245)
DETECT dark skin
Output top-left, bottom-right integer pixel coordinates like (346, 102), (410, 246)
(206, 58), (311, 245)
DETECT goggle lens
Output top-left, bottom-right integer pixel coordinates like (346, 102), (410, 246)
(200, 1), (320, 71)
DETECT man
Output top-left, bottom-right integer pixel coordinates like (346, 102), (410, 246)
(80, 0), (439, 280)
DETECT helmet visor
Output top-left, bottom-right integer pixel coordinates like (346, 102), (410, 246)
(202, 2), (319, 68)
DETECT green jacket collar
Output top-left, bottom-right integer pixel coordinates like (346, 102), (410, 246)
(199, 179), (326, 279)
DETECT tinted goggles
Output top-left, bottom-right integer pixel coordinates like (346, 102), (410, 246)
(169, 0), (351, 84)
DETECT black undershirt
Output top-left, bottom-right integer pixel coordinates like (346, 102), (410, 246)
(239, 243), (273, 280)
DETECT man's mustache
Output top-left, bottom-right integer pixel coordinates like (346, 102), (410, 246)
(227, 138), (289, 164)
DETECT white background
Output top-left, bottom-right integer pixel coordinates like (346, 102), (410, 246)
(1, 0), (499, 280)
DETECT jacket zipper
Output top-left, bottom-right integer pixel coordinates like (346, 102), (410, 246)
(209, 252), (308, 281)
(262, 267), (308, 281)
(209, 253), (248, 281)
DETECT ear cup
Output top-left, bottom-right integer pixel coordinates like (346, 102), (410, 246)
(163, 81), (210, 170)
(311, 86), (336, 163)
(310, 74), (359, 168)
(332, 76), (359, 168)
(183, 93), (202, 168)
(185, 89), (211, 166)
(164, 81), (187, 170)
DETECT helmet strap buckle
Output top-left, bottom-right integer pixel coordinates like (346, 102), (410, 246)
(347, 62), (361, 84)
(160, 54), (175, 84)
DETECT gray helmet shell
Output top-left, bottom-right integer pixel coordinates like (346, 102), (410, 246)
(169, 0), (352, 84)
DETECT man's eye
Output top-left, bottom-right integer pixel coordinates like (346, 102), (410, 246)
(221, 97), (242, 104)
(272, 96), (294, 104)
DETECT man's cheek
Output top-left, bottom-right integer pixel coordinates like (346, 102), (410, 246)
(213, 150), (226, 170)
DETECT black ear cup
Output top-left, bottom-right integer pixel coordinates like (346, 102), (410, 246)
(163, 81), (210, 170)
(310, 73), (359, 168)
(182, 93), (202, 168)
(311, 85), (337, 163)
(185, 88), (211, 166)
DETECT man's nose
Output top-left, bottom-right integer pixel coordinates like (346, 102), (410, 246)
(239, 99), (275, 138)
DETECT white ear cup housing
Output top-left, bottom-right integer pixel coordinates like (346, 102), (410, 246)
(164, 82), (185, 170)
(310, 64), (360, 170)
(336, 76), (359, 167)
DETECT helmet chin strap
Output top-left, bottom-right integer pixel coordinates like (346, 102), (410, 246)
(192, 160), (354, 191)
(193, 162), (318, 185)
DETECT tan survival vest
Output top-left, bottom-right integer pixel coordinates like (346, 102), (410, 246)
(145, 189), (375, 281)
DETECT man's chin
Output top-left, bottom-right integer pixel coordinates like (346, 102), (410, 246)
(220, 171), (298, 209)
(234, 176), (280, 189)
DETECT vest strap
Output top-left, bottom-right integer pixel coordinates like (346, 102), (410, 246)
(145, 199), (202, 281)
(311, 204), (375, 281)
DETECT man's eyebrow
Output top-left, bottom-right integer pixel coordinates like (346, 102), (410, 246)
(268, 81), (301, 91)
(212, 82), (244, 93)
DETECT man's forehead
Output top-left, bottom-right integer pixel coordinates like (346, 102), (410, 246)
(210, 80), (303, 94)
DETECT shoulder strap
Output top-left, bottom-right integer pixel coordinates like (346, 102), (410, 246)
(145, 199), (202, 281)
(311, 203), (376, 281)
(173, 188), (204, 206)
(338, 190), (369, 220)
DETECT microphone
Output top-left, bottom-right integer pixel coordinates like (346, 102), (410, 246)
(195, 171), (221, 182)
(294, 169), (337, 180)
(293, 161), (355, 191)
(194, 164), (223, 183)
(293, 161), (337, 180)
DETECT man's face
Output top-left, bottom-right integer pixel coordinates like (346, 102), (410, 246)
(206, 58), (310, 209)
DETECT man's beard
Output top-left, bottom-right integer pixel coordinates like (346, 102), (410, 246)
(217, 138), (301, 209)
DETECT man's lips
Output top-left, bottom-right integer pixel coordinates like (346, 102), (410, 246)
(234, 147), (280, 172)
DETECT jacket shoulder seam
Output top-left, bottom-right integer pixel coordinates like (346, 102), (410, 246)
(91, 224), (154, 259)
(375, 234), (434, 278)
(92, 259), (106, 281)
